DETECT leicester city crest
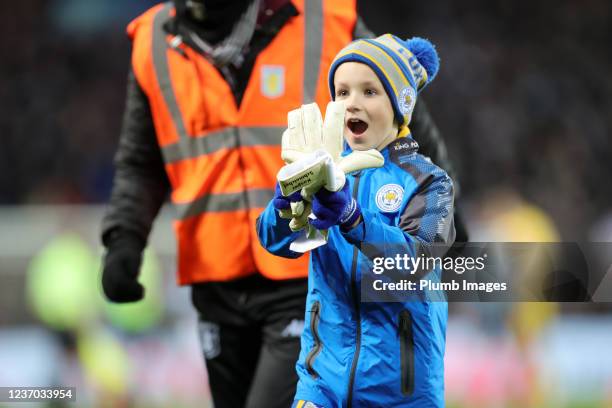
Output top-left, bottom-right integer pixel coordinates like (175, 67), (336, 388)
(261, 65), (285, 99)
(375, 184), (404, 213)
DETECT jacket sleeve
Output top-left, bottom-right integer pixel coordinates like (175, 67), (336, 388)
(342, 170), (456, 261)
(101, 69), (170, 246)
(256, 201), (304, 259)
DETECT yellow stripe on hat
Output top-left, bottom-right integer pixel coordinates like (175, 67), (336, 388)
(334, 41), (407, 83)
(378, 34), (429, 89)
(296, 401), (305, 408)
(333, 48), (403, 98)
(377, 34), (417, 83)
(378, 35), (414, 67)
(360, 40), (412, 88)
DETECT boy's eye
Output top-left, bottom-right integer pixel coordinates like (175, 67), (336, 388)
(336, 89), (348, 98)
(365, 89), (377, 96)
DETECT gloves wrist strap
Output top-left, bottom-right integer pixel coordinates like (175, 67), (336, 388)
(339, 198), (361, 230)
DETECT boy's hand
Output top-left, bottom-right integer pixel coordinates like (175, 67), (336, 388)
(280, 102), (384, 198)
(310, 182), (361, 231)
(281, 103), (324, 164)
(279, 101), (381, 250)
(273, 183), (311, 231)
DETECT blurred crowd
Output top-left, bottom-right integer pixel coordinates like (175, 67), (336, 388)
(1, 0), (611, 241)
(364, 0), (612, 242)
(0, 0), (151, 204)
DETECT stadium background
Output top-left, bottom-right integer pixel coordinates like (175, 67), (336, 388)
(1, 0), (611, 406)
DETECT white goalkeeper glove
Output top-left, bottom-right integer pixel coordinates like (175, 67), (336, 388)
(277, 101), (384, 252)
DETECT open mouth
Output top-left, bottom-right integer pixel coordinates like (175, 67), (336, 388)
(347, 118), (368, 135)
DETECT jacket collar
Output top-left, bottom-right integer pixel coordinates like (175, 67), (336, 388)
(342, 136), (420, 162)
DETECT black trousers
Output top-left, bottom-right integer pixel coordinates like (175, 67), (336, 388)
(191, 274), (308, 408)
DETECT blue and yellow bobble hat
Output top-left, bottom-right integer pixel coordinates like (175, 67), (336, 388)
(328, 34), (440, 137)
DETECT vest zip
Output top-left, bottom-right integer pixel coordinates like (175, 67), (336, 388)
(399, 310), (415, 396)
(346, 172), (362, 408)
(168, 35), (187, 58)
(305, 301), (322, 378)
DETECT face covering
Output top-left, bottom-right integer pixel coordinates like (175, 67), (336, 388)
(174, 0), (252, 43)
(173, 0), (260, 67)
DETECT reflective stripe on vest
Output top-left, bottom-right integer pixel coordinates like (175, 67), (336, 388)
(160, 126), (285, 163)
(174, 188), (274, 220)
(303, 0), (323, 103)
(150, 2), (322, 218)
(152, 1), (323, 164)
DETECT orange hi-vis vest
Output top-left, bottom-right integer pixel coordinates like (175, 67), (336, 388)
(128, 1), (357, 285)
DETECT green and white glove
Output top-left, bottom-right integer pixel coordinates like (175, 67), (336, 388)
(281, 102), (385, 193)
(277, 101), (385, 251)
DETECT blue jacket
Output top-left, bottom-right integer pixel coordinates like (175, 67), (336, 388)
(257, 138), (455, 407)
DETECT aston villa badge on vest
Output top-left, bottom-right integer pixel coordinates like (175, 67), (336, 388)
(261, 65), (285, 99)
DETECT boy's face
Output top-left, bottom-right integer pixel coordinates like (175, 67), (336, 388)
(333, 62), (398, 151)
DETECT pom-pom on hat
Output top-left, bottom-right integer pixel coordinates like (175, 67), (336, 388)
(328, 35), (439, 135)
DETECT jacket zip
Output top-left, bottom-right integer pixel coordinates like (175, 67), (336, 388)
(305, 301), (322, 378)
(346, 173), (362, 408)
(399, 310), (415, 396)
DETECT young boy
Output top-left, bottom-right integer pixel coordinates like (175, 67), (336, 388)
(257, 35), (455, 407)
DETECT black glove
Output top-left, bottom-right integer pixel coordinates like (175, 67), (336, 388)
(101, 230), (146, 303)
